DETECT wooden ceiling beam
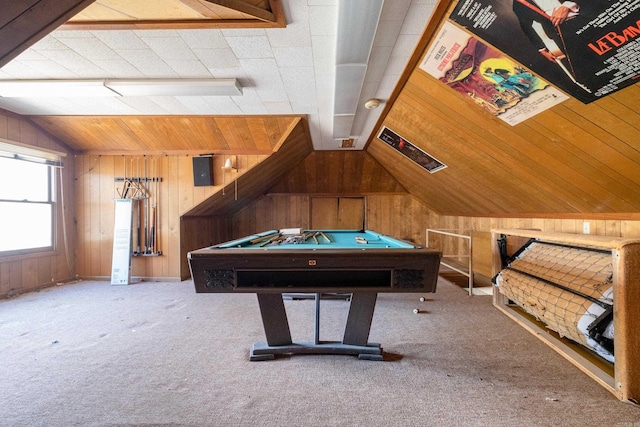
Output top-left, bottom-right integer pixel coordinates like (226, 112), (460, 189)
(202, 0), (276, 23)
(0, 0), (96, 68)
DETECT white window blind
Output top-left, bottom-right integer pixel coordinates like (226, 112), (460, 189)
(0, 138), (66, 167)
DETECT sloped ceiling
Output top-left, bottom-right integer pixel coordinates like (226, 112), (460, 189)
(0, 0), (96, 68)
(183, 116), (312, 216)
(2, 0), (640, 218)
(29, 115), (301, 154)
(365, 2), (640, 217)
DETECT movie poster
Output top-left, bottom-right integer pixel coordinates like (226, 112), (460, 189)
(420, 21), (568, 125)
(449, 0), (640, 103)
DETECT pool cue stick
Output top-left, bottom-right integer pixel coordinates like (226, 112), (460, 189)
(250, 232), (279, 244)
(120, 156), (127, 199)
(313, 233), (318, 244)
(144, 156), (150, 254)
(153, 156), (158, 254)
(319, 231), (330, 242)
(260, 234), (282, 247)
(136, 199), (141, 254)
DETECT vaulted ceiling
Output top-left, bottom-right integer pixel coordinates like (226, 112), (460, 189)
(1, 0), (639, 217)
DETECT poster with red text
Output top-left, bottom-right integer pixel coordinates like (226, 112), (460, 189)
(420, 21), (568, 125)
(448, 0), (640, 103)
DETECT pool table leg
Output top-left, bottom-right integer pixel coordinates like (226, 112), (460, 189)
(343, 292), (377, 346)
(256, 293), (292, 346)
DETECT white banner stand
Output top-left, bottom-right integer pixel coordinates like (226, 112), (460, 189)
(111, 199), (133, 285)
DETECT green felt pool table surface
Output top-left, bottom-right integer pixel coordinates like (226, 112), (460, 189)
(217, 229), (415, 250)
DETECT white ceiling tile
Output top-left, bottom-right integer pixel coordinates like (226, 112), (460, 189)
(238, 58), (279, 75)
(133, 30), (180, 38)
(280, 66), (315, 88)
(314, 73), (334, 101)
(221, 29), (265, 37)
(202, 96), (243, 114)
(0, 98), (69, 115)
(92, 60), (147, 78)
(308, 0), (337, 5)
(193, 48), (239, 69)
(257, 89), (288, 103)
(400, 4), (435, 35)
(267, 21), (311, 48)
(412, 0), (439, 5)
(311, 35), (336, 76)
(390, 34), (421, 60)
(0, 62), (47, 79)
(52, 30), (93, 38)
(117, 50), (178, 77)
(374, 19), (403, 47)
(174, 96), (217, 114)
(32, 49), (104, 78)
(232, 88), (268, 114)
(10, 49), (46, 62)
(179, 30), (228, 49)
(12, 60), (77, 78)
(92, 31), (148, 50)
(165, 60), (210, 78)
(309, 6), (337, 36)
(226, 36), (273, 59)
(380, 0), (412, 20)
(252, 73), (285, 91)
(118, 97), (172, 114)
(378, 73), (402, 94)
(146, 96), (196, 114)
(274, 47), (313, 67)
(140, 37), (198, 61)
(57, 37), (119, 60)
(30, 36), (68, 51)
(207, 68), (247, 80)
(365, 46), (393, 83)
(264, 101), (293, 114)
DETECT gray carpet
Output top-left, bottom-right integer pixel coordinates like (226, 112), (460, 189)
(1, 278), (638, 427)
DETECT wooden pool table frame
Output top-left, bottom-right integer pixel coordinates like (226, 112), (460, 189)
(188, 229), (441, 361)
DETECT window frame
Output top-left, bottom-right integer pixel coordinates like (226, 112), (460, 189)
(0, 141), (62, 257)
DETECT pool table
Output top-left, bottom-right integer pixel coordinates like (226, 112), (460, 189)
(188, 229), (441, 360)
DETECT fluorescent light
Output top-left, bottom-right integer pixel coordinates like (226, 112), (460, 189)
(334, 64), (367, 115)
(0, 78), (243, 98)
(105, 78), (242, 96)
(0, 80), (117, 97)
(332, 0), (384, 139)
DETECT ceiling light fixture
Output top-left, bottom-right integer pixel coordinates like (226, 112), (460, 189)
(364, 98), (381, 109)
(0, 80), (114, 97)
(0, 78), (243, 98)
(106, 78), (243, 97)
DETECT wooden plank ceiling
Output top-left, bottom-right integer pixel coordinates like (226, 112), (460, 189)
(365, 1), (640, 217)
(29, 115), (302, 154)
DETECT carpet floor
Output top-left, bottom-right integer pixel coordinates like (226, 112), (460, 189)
(1, 277), (638, 426)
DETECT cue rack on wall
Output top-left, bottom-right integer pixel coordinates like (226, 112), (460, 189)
(114, 155), (163, 257)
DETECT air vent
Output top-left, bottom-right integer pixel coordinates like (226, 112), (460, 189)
(341, 139), (355, 148)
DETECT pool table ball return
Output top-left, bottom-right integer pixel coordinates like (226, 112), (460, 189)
(189, 229), (441, 361)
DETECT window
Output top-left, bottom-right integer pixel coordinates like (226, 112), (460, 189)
(0, 141), (63, 254)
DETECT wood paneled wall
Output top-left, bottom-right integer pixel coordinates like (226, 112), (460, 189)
(0, 109), (76, 298)
(74, 153), (266, 281)
(231, 192), (640, 269)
